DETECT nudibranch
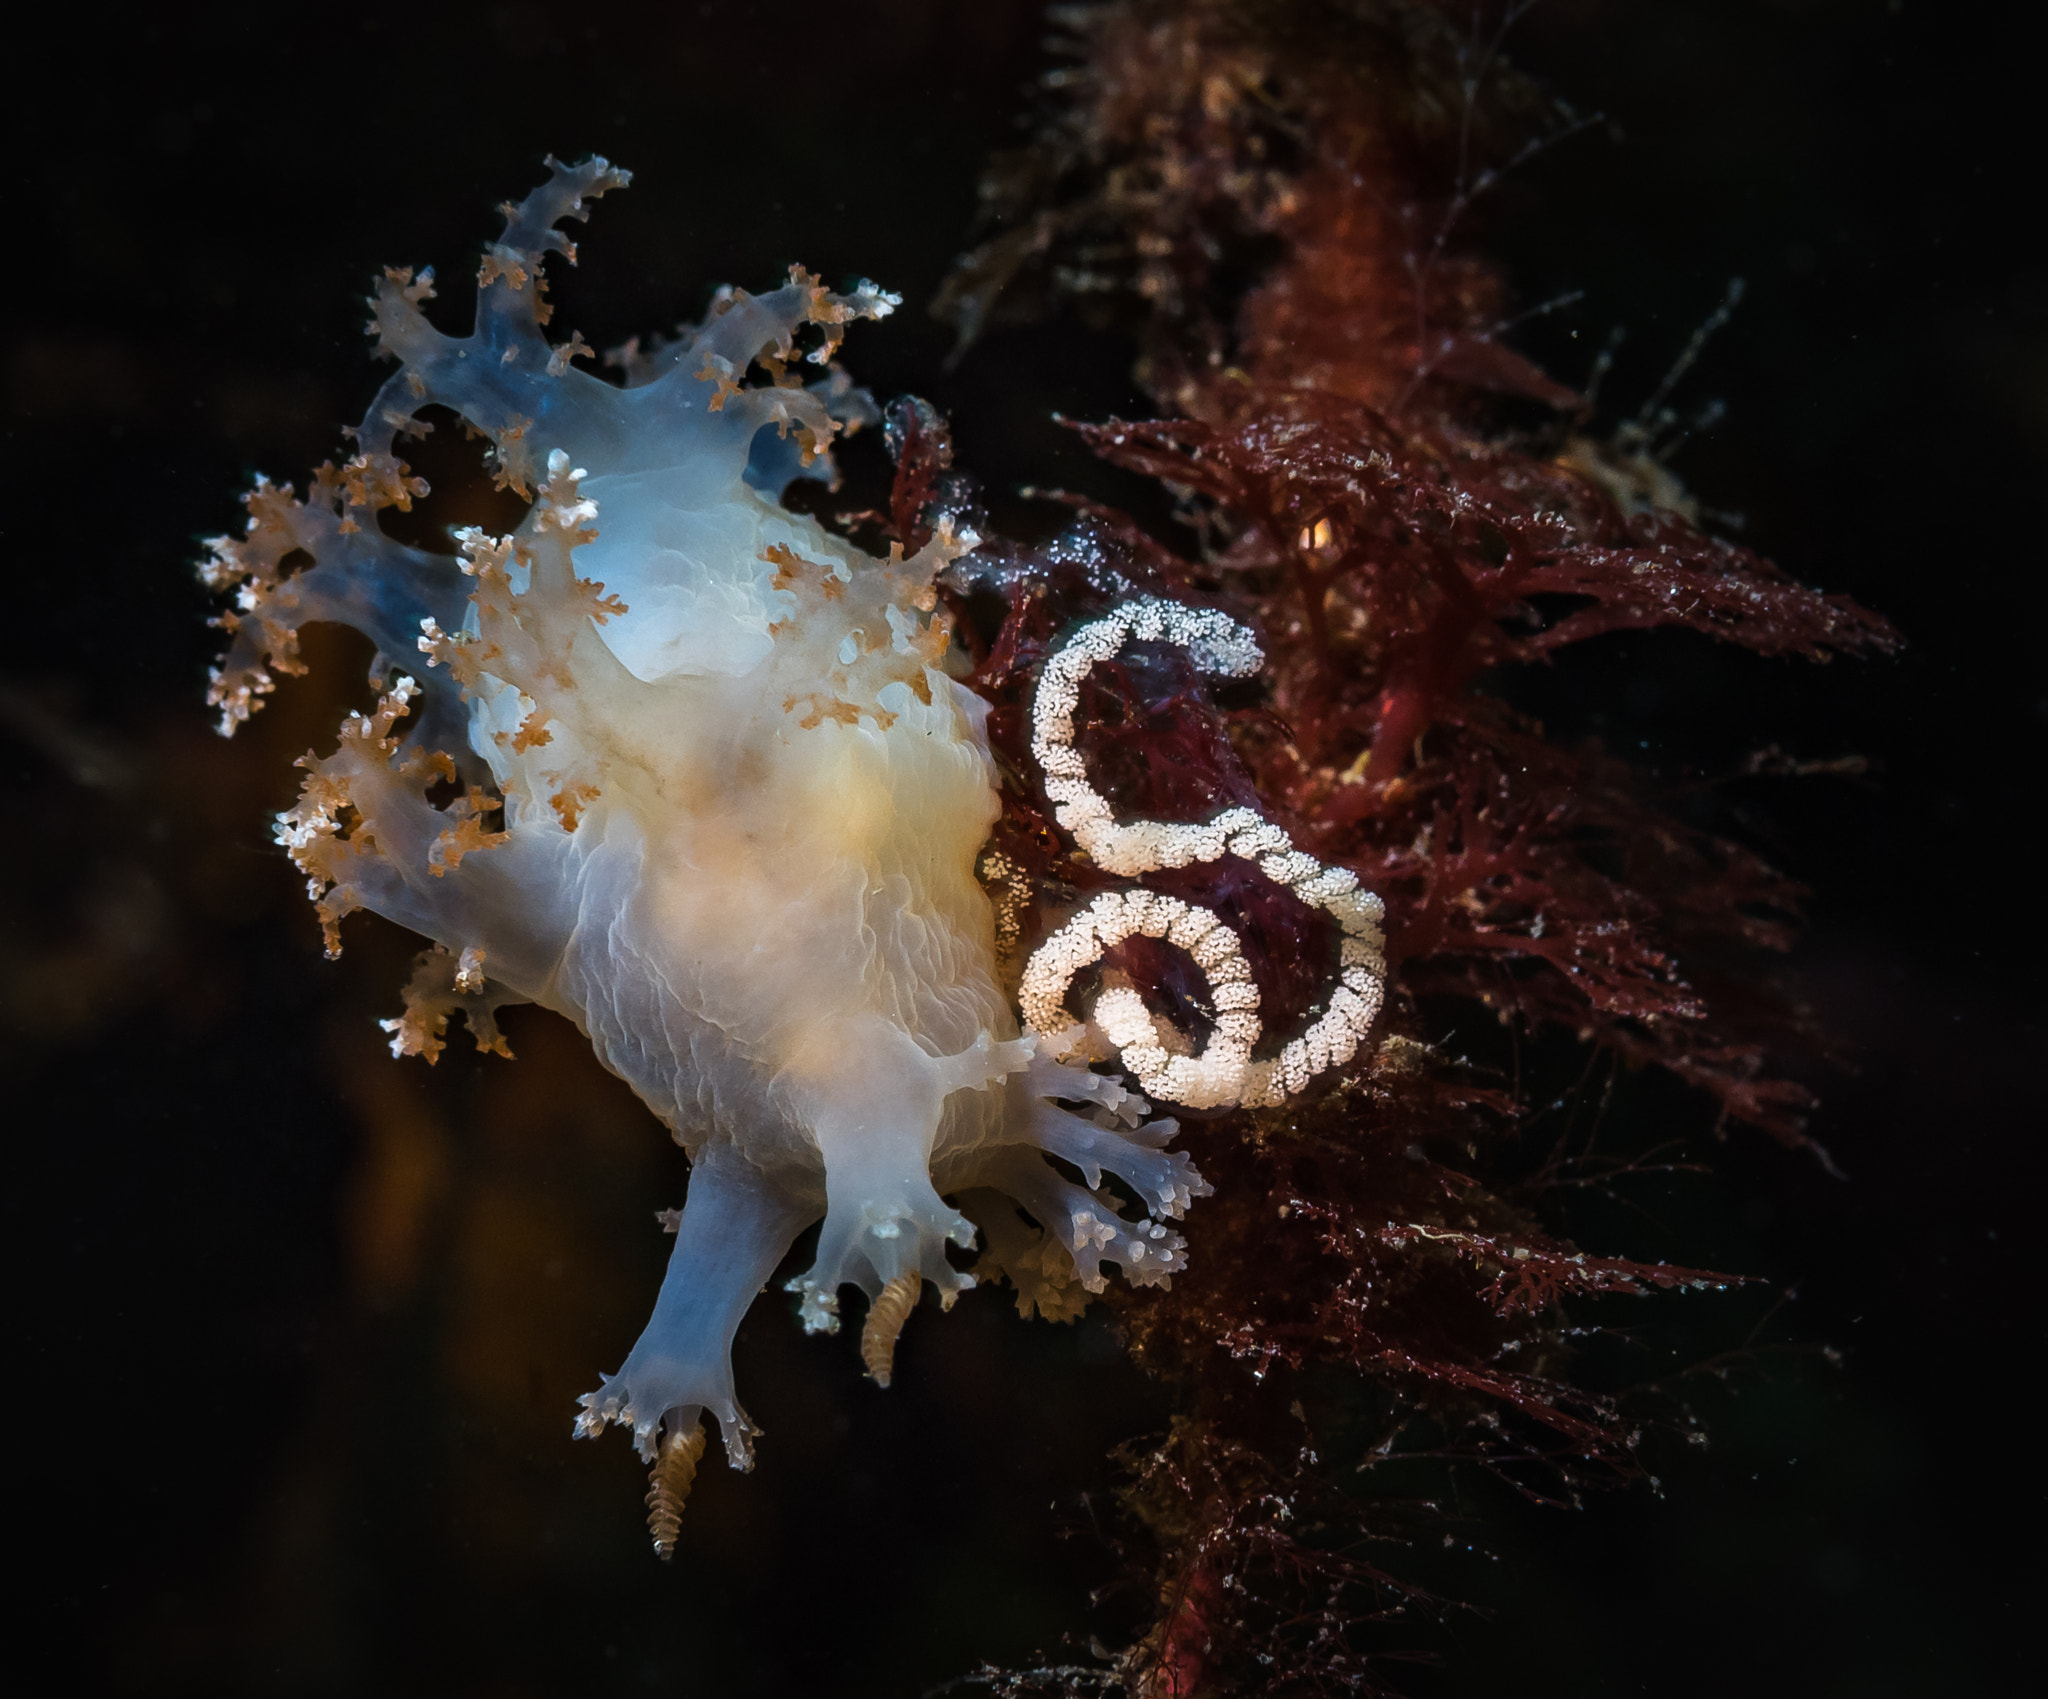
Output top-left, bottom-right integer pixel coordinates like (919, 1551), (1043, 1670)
(198, 158), (1385, 1550)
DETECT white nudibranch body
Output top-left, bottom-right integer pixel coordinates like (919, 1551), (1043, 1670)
(198, 160), (1213, 1505)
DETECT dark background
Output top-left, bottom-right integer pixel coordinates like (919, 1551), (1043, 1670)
(3, 2), (2037, 1694)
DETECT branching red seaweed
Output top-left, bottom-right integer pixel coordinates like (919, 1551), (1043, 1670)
(913, 3), (1898, 1693)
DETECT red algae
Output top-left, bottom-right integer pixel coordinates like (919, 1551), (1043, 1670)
(910, 3), (1899, 1691)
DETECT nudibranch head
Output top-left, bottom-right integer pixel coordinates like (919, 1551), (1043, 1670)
(199, 157), (1382, 1543)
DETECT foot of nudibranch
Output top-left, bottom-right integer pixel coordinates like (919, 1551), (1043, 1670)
(1023, 1100), (1210, 1221)
(957, 1188), (1092, 1322)
(1005, 1041), (1212, 1220)
(575, 1143), (819, 1467)
(967, 1145), (1191, 1293)
(786, 1188), (977, 1335)
(780, 1018), (1028, 1336)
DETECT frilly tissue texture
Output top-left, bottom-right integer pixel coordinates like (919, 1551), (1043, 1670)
(199, 159), (1226, 1528)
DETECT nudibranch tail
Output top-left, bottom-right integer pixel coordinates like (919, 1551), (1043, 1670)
(645, 1420), (708, 1561)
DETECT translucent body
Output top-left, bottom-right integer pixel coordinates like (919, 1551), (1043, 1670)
(204, 159), (1207, 1474)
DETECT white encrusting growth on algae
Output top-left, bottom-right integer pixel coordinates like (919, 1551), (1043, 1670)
(1021, 597), (1388, 1109)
